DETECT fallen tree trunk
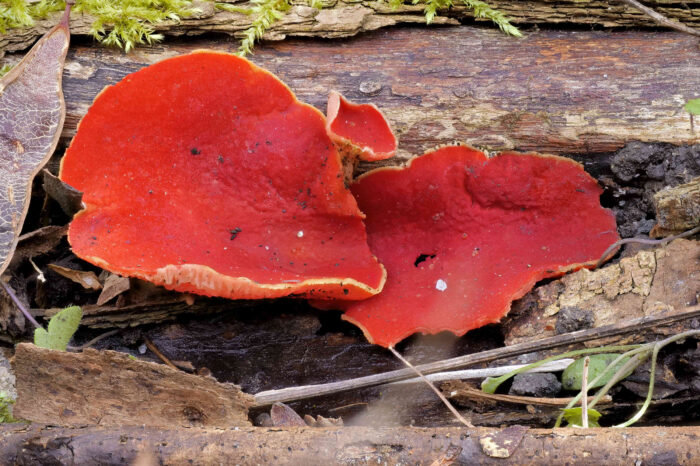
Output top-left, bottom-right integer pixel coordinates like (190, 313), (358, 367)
(0, 424), (698, 464)
(29, 27), (698, 161)
(1, 0), (700, 53)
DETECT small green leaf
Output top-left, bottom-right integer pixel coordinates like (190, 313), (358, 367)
(561, 354), (632, 391)
(481, 377), (501, 394)
(34, 305), (82, 351)
(562, 407), (601, 427)
(685, 99), (700, 116)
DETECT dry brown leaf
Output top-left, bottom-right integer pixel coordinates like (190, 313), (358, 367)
(48, 263), (101, 290)
(0, 5), (71, 277)
(97, 273), (130, 305)
(42, 168), (83, 216)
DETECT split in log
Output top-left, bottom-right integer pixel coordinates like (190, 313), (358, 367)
(1, 0), (700, 53)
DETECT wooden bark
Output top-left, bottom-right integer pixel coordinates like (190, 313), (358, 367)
(11, 343), (253, 428)
(503, 239), (700, 346)
(1, 424), (699, 465)
(2, 0), (700, 53)
(23, 26), (696, 162)
(651, 177), (700, 236)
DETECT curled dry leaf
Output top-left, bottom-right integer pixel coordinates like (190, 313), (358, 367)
(48, 263), (102, 290)
(0, 5), (71, 277)
(96, 273), (130, 306)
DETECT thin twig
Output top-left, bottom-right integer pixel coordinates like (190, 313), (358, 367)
(68, 329), (121, 351)
(144, 336), (180, 371)
(595, 225), (700, 268)
(619, 0), (700, 37)
(389, 346), (473, 427)
(253, 304), (700, 406)
(581, 356), (590, 428)
(391, 359), (574, 385)
(445, 381), (612, 407)
(0, 280), (41, 329)
(28, 258), (45, 283)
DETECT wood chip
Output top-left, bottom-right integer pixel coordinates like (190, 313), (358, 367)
(479, 425), (529, 458)
(12, 343), (253, 428)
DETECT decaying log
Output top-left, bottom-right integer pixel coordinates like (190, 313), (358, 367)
(0, 424), (699, 465)
(11, 343), (253, 428)
(2, 0), (700, 53)
(504, 239), (700, 346)
(38, 27), (699, 161)
(651, 177), (700, 237)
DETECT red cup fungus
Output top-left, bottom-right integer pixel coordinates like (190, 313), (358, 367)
(60, 51), (386, 300)
(338, 145), (620, 347)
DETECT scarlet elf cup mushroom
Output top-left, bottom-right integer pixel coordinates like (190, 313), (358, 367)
(333, 146), (620, 347)
(60, 51), (386, 300)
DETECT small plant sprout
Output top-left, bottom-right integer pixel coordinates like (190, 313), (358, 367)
(34, 306), (83, 351)
(684, 98), (700, 133)
(482, 330), (700, 428)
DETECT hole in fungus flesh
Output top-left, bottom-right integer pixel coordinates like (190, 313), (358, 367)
(332, 145), (620, 348)
(414, 254), (436, 267)
(60, 52), (386, 301)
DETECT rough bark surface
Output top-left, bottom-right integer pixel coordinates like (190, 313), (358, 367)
(0, 424), (699, 465)
(27, 27), (696, 162)
(651, 177), (700, 236)
(2, 0), (700, 53)
(11, 343), (253, 428)
(503, 239), (700, 346)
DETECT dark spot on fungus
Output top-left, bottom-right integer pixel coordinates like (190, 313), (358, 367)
(229, 227), (242, 240)
(190, 148), (201, 155)
(217, 155), (224, 163)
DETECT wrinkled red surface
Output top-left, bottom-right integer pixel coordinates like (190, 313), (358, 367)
(342, 146), (620, 347)
(326, 91), (396, 161)
(60, 52), (385, 300)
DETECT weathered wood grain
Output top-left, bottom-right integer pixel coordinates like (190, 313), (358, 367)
(12, 343), (253, 428)
(503, 239), (700, 346)
(1, 424), (700, 465)
(42, 26), (700, 161)
(1, 0), (700, 53)
(651, 177), (700, 236)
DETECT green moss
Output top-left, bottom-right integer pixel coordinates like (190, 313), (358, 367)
(0, 0), (519, 55)
(0, 391), (17, 424)
(0, 0), (199, 51)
